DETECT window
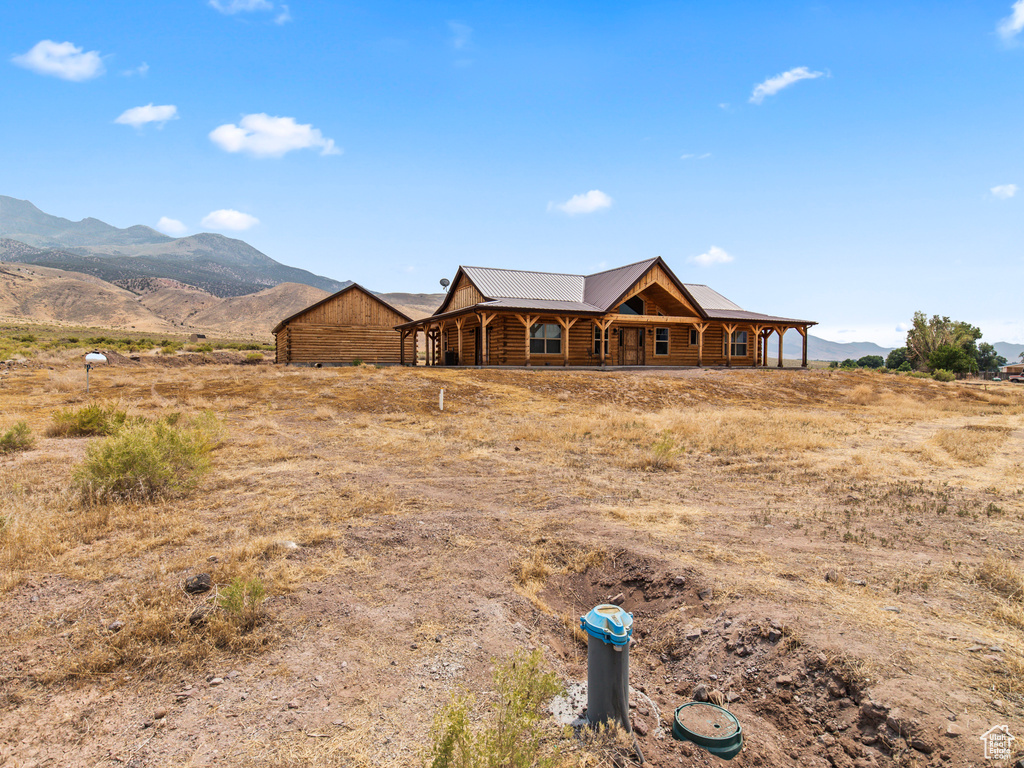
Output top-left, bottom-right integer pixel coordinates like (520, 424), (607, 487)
(724, 330), (748, 357)
(690, 328), (699, 346)
(593, 325), (609, 356)
(655, 328), (669, 356)
(530, 323), (561, 354)
(618, 296), (645, 315)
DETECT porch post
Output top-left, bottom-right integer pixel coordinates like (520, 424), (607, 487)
(597, 318), (613, 366)
(799, 326), (808, 368)
(777, 327), (785, 368)
(750, 325), (764, 368)
(412, 328), (418, 366)
(516, 314), (537, 367)
(479, 312), (495, 365)
(557, 316), (578, 366)
(724, 323), (736, 368)
(695, 322), (708, 367)
(455, 316), (465, 366)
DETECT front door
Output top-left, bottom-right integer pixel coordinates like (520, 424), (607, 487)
(619, 328), (645, 365)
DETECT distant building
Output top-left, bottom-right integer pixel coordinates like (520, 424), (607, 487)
(396, 257), (815, 367)
(273, 283), (413, 366)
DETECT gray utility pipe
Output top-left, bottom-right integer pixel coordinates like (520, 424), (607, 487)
(581, 604), (634, 731)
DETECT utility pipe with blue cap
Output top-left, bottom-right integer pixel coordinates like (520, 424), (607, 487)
(580, 604), (633, 731)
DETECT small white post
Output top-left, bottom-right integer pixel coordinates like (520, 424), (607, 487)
(439, 388), (444, 411)
(85, 363), (91, 394)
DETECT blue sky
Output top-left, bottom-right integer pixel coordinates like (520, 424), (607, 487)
(4, 1), (1024, 346)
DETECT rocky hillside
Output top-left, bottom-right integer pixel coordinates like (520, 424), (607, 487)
(0, 262), (330, 339)
(0, 196), (348, 297)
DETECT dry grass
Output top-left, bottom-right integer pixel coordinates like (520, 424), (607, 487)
(49, 581), (277, 684)
(847, 384), (880, 405)
(648, 406), (852, 457)
(976, 556), (1024, 601)
(514, 540), (606, 615)
(932, 425), (1012, 466)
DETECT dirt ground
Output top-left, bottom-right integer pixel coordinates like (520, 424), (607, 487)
(1, 360), (1023, 767)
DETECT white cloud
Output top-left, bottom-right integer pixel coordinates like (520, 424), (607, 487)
(156, 217), (188, 236)
(115, 104), (178, 128)
(121, 62), (149, 77)
(201, 209), (260, 231)
(12, 40), (105, 81)
(548, 190), (613, 215)
(991, 183), (1018, 199)
(680, 153), (711, 160)
(274, 4), (292, 24)
(895, 322), (910, 333)
(210, 0), (272, 13)
(750, 67), (824, 105)
(209, 113), (340, 158)
(689, 246), (734, 267)
(998, 1), (1024, 40)
(449, 21), (472, 49)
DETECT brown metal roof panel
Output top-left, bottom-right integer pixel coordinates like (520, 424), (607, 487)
(706, 309), (816, 325)
(481, 297), (603, 312)
(462, 266), (584, 301)
(583, 258), (659, 310)
(682, 283), (743, 312)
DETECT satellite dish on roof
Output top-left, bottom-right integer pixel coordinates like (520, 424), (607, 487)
(440, 278), (450, 292)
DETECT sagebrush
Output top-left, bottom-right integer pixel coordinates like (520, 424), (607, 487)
(0, 421), (34, 454)
(74, 412), (219, 502)
(48, 403), (130, 437)
(426, 649), (563, 768)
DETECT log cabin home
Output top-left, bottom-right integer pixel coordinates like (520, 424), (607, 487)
(273, 282), (414, 365)
(395, 257), (815, 367)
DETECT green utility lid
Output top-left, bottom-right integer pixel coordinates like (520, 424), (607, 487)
(671, 702), (743, 760)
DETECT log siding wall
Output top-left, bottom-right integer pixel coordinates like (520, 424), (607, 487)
(429, 314), (755, 367)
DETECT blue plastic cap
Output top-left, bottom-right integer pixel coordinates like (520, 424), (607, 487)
(580, 604), (633, 646)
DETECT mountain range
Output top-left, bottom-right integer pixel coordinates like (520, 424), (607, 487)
(0, 195), (347, 297)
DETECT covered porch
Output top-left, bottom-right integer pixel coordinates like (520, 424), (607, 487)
(397, 310), (812, 368)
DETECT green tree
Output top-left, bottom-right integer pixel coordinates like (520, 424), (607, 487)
(905, 312), (982, 370)
(886, 347), (909, 370)
(928, 345), (977, 374)
(857, 355), (885, 369)
(975, 342), (1007, 373)
(840, 358), (858, 369)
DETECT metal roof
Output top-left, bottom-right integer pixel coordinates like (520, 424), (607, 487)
(682, 284), (743, 312)
(703, 308), (815, 325)
(583, 258), (659, 310)
(481, 297), (603, 312)
(413, 258), (814, 328)
(462, 266), (584, 302)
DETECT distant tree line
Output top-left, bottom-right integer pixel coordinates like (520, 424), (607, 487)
(886, 312), (1006, 375)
